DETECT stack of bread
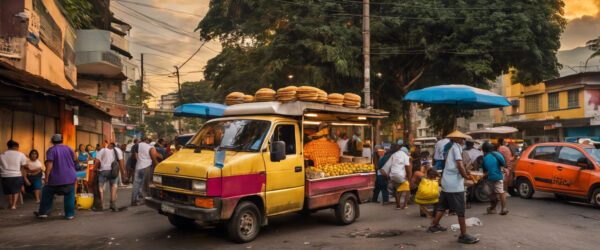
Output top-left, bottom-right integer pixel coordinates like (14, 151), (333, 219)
(343, 93), (361, 108)
(327, 93), (344, 106)
(276, 86), (297, 101)
(225, 92), (245, 105)
(255, 88), (276, 102)
(317, 89), (328, 103)
(296, 86), (319, 101)
(243, 95), (254, 103)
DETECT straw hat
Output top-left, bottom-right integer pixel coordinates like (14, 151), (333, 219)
(446, 130), (472, 139)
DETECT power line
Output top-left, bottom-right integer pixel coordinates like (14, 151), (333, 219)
(113, 0), (205, 17)
(112, 3), (199, 39)
(178, 41), (207, 69)
(319, 0), (510, 10)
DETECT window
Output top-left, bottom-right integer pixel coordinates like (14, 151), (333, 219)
(271, 124), (296, 155)
(548, 92), (559, 111)
(568, 90), (579, 108)
(557, 147), (585, 166)
(188, 119), (271, 152)
(525, 95), (542, 113)
(529, 146), (557, 162)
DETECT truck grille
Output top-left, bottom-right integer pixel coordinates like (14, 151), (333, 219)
(161, 176), (192, 190)
(152, 188), (193, 205)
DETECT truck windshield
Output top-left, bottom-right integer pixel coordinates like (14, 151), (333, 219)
(584, 148), (600, 164)
(187, 119), (271, 152)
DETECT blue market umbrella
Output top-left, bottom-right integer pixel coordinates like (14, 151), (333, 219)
(173, 103), (227, 118)
(403, 84), (510, 109)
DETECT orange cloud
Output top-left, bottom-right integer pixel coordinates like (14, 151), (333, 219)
(564, 0), (600, 20)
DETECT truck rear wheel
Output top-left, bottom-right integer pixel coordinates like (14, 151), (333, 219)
(168, 214), (195, 230)
(335, 193), (358, 225)
(227, 201), (261, 243)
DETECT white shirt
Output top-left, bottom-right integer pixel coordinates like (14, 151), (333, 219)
(441, 143), (465, 193)
(96, 147), (124, 171)
(126, 143), (134, 152)
(337, 138), (349, 153)
(26, 159), (43, 171)
(361, 147), (372, 161)
(136, 142), (153, 170)
(0, 150), (28, 177)
(384, 150), (410, 183)
(433, 138), (450, 160)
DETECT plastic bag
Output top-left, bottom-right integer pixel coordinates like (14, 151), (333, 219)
(414, 179), (439, 204)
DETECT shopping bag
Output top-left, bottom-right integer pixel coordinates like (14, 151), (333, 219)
(415, 179), (439, 204)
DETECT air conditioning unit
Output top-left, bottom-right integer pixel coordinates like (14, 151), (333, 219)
(510, 100), (520, 107)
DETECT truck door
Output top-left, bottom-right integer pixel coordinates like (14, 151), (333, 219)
(264, 123), (304, 215)
(554, 146), (591, 195)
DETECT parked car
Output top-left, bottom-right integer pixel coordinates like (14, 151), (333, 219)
(514, 142), (600, 207)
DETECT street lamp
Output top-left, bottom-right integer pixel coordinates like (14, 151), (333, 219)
(288, 74), (294, 80)
(376, 72), (382, 78)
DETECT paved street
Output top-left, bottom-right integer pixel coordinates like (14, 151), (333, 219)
(1, 187), (599, 249)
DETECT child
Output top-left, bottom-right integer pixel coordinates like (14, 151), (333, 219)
(414, 168), (440, 218)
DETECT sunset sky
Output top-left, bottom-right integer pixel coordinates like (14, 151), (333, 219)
(110, 0), (600, 106)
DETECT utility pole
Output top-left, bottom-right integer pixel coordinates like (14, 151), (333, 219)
(174, 66), (183, 134)
(140, 53), (145, 124)
(363, 0), (371, 109)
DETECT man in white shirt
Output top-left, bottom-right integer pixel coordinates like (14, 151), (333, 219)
(95, 142), (124, 211)
(384, 145), (411, 209)
(428, 131), (478, 244)
(433, 136), (450, 170)
(131, 137), (159, 206)
(0, 140), (28, 210)
(337, 133), (349, 155)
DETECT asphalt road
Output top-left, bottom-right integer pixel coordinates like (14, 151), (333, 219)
(1, 187), (599, 249)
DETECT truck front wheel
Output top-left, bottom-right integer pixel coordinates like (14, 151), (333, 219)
(168, 214), (195, 230)
(227, 201), (261, 243)
(335, 193), (358, 225)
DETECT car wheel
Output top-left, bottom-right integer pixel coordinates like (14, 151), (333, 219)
(591, 188), (600, 207)
(517, 178), (534, 199)
(335, 193), (359, 225)
(227, 201), (261, 243)
(168, 214), (196, 230)
(474, 181), (491, 202)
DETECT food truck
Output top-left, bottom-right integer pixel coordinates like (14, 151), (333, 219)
(146, 101), (388, 242)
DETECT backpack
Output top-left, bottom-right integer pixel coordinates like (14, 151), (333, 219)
(110, 149), (120, 179)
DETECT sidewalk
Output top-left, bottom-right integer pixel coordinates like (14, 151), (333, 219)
(0, 185), (136, 227)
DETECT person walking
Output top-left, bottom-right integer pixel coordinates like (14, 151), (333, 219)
(35, 134), (77, 219)
(95, 142), (124, 211)
(0, 140), (28, 210)
(481, 142), (509, 215)
(131, 137), (158, 206)
(372, 144), (400, 204)
(24, 149), (44, 204)
(496, 138), (515, 193)
(384, 145), (411, 209)
(462, 139), (482, 208)
(433, 136), (450, 170)
(125, 139), (139, 184)
(428, 131), (478, 244)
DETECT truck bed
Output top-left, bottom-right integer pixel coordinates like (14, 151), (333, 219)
(304, 172), (375, 210)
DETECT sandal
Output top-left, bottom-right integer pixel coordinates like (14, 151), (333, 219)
(499, 210), (509, 215)
(486, 207), (497, 214)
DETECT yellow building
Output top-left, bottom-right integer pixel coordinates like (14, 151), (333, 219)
(501, 72), (600, 144)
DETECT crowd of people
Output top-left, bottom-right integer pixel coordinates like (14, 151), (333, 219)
(0, 135), (182, 218)
(371, 131), (517, 244)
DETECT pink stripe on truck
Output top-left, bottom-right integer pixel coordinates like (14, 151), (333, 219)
(206, 173), (265, 198)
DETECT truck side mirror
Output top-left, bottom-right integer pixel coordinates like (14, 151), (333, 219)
(271, 141), (286, 162)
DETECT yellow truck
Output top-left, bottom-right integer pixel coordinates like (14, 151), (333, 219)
(146, 101), (388, 242)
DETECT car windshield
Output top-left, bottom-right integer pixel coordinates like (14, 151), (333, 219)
(187, 119), (271, 152)
(584, 148), (600, 164)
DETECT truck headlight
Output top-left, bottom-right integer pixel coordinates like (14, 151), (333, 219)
(191, 180), (206, 192)
(152, 175), (162, 185)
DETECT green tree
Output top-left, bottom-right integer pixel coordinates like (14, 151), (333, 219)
(197, 0), (565, 138)
(126, 82), (153, 126)
(57, 0), (98, 29)
(174, 80), (220, 107)
(145, 114), (177, 139)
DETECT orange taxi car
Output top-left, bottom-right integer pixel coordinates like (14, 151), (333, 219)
(515, 142), (600, 207)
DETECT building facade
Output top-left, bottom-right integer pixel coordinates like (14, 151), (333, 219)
(0, 0), (111, 159)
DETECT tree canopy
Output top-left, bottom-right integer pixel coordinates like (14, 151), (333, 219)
(196, 0), (566, 135)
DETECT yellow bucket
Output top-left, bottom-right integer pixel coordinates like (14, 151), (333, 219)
(76, 193), (94, 210)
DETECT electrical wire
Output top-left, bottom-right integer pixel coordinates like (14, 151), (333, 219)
(113, 0), (205, 17)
